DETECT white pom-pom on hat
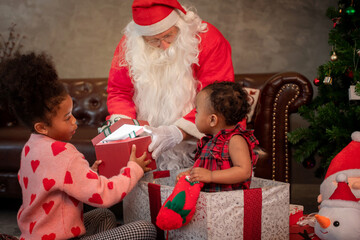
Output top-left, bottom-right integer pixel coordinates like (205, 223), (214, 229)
(336, 173), (348, 183)
(351, 131), (360, 142)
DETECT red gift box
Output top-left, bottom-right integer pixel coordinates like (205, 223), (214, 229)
(91, 119), (157, 178)
(289, 204), (304, 226)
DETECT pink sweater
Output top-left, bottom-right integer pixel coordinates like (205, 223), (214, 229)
(17, 134), (144, 240)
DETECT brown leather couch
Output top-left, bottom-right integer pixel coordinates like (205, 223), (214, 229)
(0, 72), (313, 200)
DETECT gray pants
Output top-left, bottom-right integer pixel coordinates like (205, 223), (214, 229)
(76, 208), (157, 240)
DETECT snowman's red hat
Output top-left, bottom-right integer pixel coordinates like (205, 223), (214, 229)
(324, 131), (360, 179)
(321, 174), (360, 210)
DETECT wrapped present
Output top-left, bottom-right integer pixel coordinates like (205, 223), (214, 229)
(123, 169), (289, 240)
(289, 204), (304, 226)
(91, 119), (157, 178)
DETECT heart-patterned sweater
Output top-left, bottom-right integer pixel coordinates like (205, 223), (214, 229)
(17, 133), (143, 240)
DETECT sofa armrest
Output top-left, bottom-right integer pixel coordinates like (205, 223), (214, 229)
(236, 72), (313, 182)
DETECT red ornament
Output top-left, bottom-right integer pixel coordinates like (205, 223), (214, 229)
(313, 78), (320, 86)
(347, 70), (354, 78)
(332, 17), (341, 28)
(302, 158), (316, 169)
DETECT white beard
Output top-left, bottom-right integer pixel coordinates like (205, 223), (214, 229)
(133, 43), (197, 127)
(131, 44), (199, 169)
(122, 10), (206, 127)
(121, 10), (207, 169)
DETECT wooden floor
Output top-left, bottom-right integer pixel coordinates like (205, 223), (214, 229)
(0, 183), (320, 237)
(0, 198), (21, 237)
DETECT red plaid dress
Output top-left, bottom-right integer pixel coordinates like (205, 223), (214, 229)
(193, 122), (259, 192)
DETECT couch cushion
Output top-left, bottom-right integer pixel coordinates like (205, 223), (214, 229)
(243, 87), (260, 122)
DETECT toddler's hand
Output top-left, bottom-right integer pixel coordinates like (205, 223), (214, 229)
(176, 170), (191, 182)
(190, 167), (212, 183)
(129, 144), (152, 172)
(91, 160), (102, 173)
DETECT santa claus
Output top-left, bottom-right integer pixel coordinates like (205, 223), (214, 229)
(105, 0), (234, 169)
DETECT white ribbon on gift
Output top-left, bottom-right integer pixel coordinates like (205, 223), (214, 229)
(101, 124), (144, 143)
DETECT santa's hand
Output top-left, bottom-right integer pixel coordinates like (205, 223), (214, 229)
(144, 125), (183, 159)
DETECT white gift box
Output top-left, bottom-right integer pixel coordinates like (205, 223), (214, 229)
(349, 85), (360, 100)
(123, 169), (289, 240)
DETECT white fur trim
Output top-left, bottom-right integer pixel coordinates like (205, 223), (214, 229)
(133, 10), (180, 36)
(351, 131), (360, 142)
(321, 199), (360, 210)
(328, 170), (360, 179)
(174, 118), (204, 140)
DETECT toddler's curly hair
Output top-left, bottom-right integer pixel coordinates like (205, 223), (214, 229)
(202, 81), (250, 126)
(0, 52), (67, 131)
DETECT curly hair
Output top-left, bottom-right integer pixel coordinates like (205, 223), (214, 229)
(202, 81), (250, 126)
(0, 52), (67, 131)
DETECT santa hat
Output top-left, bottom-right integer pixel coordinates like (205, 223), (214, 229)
(324, 131), (360, 179)
(132, 0), (186, 36)
(321, 173), (360, 210)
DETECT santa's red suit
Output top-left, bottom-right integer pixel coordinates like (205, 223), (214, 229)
(106, 0), (234, 169)
(107, 22), (234, 137)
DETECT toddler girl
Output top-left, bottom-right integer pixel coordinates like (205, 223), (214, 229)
(178, 81), (259, 192)
(0, 53), (157, 239)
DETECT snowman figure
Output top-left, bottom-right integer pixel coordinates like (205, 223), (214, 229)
(315, 173), (360, 240)
(318, 131), (360, 203)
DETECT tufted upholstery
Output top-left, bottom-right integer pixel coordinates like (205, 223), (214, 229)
(0, 72), (313, 199)
(63, 78), (109, 127)
(236, 72), (313, 183)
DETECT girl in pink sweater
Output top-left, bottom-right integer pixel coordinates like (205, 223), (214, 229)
(0, 53), (157, 240)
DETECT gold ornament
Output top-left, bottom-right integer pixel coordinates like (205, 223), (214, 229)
(330, 52), (338, 61)
(324, 76), (333, 85)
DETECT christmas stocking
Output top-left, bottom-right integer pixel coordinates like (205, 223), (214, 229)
(156, 175), (204, 230)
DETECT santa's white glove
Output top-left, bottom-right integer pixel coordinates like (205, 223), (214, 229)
(144, 125), (183, 159)
(97, 114), (130, 133)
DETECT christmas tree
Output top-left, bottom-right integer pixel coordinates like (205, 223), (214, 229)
(288, 0), (360, 178)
